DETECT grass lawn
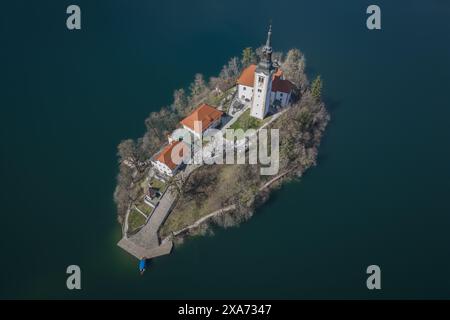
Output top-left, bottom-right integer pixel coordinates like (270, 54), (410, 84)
(228, 109), (275, 135)
(159, 165), (241, 238)
(229, 109), (263, 131)
(206, 92), (224, 107)
(149, 177), (167, 193)
(159, 201), (210, 238)
(136, 202), (153, 216)
(206, 87), (236, 107)
(128, 208), (147, 232)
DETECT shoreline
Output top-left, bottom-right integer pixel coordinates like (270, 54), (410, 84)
(161, 167), (296, 246)
(115, 47), (329, 261)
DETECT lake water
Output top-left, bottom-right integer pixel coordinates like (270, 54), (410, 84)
(1, 0), (450, 299)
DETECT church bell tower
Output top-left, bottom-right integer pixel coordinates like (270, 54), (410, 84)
(250, 24), (274, 120)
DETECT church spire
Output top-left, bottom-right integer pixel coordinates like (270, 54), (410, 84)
(257, 23), (274, 73)
(266, 24), (272, 48)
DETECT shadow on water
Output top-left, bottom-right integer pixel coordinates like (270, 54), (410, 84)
(313, 95), (339, 167)
(305, 65), (317, 79)
(323, 95), (341, 113)
(316, 152), (330, 167)
(139, 258), (152, 276)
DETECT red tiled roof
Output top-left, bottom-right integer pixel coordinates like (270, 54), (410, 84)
(180, 103), (224, 134)
(155, 141), (187, 170)
(271, 77), (295, 93)
(237, 65), (294, 93)
(237, 64), (257, 87)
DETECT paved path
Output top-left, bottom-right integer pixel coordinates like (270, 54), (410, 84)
(118, 107), (287, 260)
(118, 186), (176, 259)
(117, 237), (173, 260)
(128, 190), (176, 249)
(117, 164), (199, 260)
(167, 204), (236, 240)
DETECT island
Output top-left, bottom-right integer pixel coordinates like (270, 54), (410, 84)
(114, 25), (330, 262)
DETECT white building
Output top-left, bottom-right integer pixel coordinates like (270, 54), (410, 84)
(151, 140), (189, 177)
(236, 25), (294, 119)
(180, 103), (224, 139)
(152, 104), (224, 177)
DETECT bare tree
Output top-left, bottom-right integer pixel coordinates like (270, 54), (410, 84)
(282, 49), (308, 91)
(190, 73), (207, 96)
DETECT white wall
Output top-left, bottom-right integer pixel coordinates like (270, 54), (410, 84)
(271, 91), (291, 107)
(238, 85), (253, 101)
(251, 72), (272, 119)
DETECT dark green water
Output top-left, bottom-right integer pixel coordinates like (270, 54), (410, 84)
(1, 0), (450, 299)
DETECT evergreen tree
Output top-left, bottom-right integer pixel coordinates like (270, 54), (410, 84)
(311, 75), (323, 100)
(241, 47), (257, 67)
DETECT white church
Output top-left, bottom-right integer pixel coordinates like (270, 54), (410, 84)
(151, 25), (295, 178)
(237, 25), (294, 119)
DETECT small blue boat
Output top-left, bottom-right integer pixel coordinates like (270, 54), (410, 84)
(139, 259), (146, 275)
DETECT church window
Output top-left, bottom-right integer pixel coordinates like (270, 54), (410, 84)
(258, 76), (264, 85)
